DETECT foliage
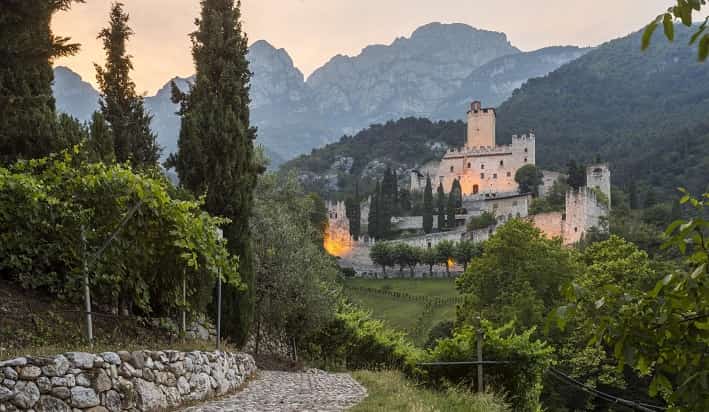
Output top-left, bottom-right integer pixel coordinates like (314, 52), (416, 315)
(644, 0), (708, 61)
(457, 219), (578, 330)
(250, 173), (339, 353)
(392, 243), (420, 276)
(420, 247), (438, 276)
(496, 26), (709, 198)
(435, 240), (456, 275)
(515, 164), (544, 196)
(530, 178), (568, 215)
(554, 191), (709, 411)
(436, 182), (446, 230)
(0, 0), (83, 164)
(453, 240), (482, 272)
(424, 320), (454, 349)
(312, 303), (425, 376)
(282, 118), (466, 197)
(167, 0), (263, 345)
(345, 183), (361, 240)
(367, 181), (381, 239)
(86, 111), (115, 164)
(446, 179), (462, 228)
(566, 160), (586, 190)
(427, 321), (554, 412)
(370, 242), (395, 273)
(0, 151), (240, 317)
(94, 2), (160, 169)
(467, 211), (497, 231)
(351, 370), (511, 412)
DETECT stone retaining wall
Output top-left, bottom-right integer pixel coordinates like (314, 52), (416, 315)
(0, 350), (256, 412)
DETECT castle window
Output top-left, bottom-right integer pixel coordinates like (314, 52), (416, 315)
(493, 173), (497, 179)
(507, 171), (511, 177)
(524, 157), (528, 162)
(499, 160), (504, 166)
(450, 166), (454, 172)
(481, 164), (485, 169)
(480, 173), (485, 179)
(524, 148), (528, 153)
(467, 162), (471, 169)
(574, 227), (578, 233)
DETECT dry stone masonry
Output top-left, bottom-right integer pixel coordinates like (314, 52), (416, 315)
(0, 350), (256, 412)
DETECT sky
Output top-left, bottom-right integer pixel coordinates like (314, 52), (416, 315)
(52, 0), (685, 95)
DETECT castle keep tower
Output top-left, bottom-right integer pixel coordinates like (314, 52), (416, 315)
(466, 101), (496, 148)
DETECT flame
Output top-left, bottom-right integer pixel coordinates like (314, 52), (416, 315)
(448, 258), (455, 267)
(324, 232), (352, 257)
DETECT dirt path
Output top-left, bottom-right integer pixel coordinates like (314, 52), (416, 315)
(179, 370), (367, 412)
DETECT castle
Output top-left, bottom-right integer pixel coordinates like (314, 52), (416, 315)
(325, 100), (611, 270)
(411, 101), (535, 196)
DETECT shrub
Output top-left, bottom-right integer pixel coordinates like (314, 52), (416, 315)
(467, 211), (497, 231)
(426, 321), (553, 412)
(0, 151), (240, 317)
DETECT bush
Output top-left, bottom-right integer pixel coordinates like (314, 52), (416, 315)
(0, 151), (240, 317)
(311, 303), (425, 376)
(467, 211), (497, 231)
(426, 321), (553, 412)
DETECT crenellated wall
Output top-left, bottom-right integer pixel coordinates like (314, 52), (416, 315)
(0, 350), (256, 412)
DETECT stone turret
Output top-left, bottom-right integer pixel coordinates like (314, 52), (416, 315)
(466, 100), (496, 148)
(586, 164), (611, 207)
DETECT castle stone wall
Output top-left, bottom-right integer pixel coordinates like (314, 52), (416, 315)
(529, 212), (565, 240)
(0, 350), (256, 412)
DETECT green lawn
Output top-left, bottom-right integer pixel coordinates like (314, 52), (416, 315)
(343, 278), (460, 345)
(351, 370), (510, 412)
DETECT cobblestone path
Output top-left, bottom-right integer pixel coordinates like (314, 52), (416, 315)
(180, 370), (368, 412)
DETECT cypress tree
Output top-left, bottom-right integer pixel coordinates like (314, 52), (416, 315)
(350, 183), (361, 240)
(95, 2), (160, 168)
(368, 183), (380, 239)
(629, 181), (639, 210)
(169, 0), (263, 345)
(87, 111), (115, 164)
(380, 167), (395, 236)
(423, 175), (433, 234)
(446, 179), (462, 228)
(452, 179), (463, 209)
(0, 0), (82, 164)
(436, 182), (446, 230)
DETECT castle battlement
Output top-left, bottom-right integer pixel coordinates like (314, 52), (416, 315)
(445, 144), (513, 157)
(512, 133), (535, 142)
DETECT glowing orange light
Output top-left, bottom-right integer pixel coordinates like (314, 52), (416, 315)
(323, 232), (352, 257)
(448, 258), (455, 267)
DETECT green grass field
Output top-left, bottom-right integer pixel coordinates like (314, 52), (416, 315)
(343, 278), (460, 345)
(351, 370), (510, 412)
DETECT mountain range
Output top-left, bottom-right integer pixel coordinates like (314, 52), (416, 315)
(285, 25), (709, 199)
(52, 22), (588, 165)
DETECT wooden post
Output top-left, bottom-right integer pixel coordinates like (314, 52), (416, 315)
(81, 225), (93, 347)
(182, 270), (186, 343)
(216, 267), (221, 351)
(477, 325), (483, 392)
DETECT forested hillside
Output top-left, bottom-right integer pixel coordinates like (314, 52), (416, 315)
(496, 25), (709, 196)
(287, 26), (709, 199)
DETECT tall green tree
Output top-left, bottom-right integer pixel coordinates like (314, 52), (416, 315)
(515, 164), (544, 196)
(368, 182), (380, 239)
(422, 175), (434, 234)
(87, 111), (115, 164)
(566, 160), (586, 190)
(168, 0), (263, 345)
(446, 179), (462, 228)
(457, 220), (578, 329)
(380, 167), (396, 235)
(0, 0), (83, 164)
(436, 182), (446, 230)
(95, 2), (160, 168)
(345, 182), (361, 240)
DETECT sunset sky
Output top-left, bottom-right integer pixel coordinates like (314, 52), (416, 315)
(52, 0), (689, 94)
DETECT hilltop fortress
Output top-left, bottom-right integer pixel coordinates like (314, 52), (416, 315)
(411, 101), (535, 196)
(327, 100), (611, 273)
